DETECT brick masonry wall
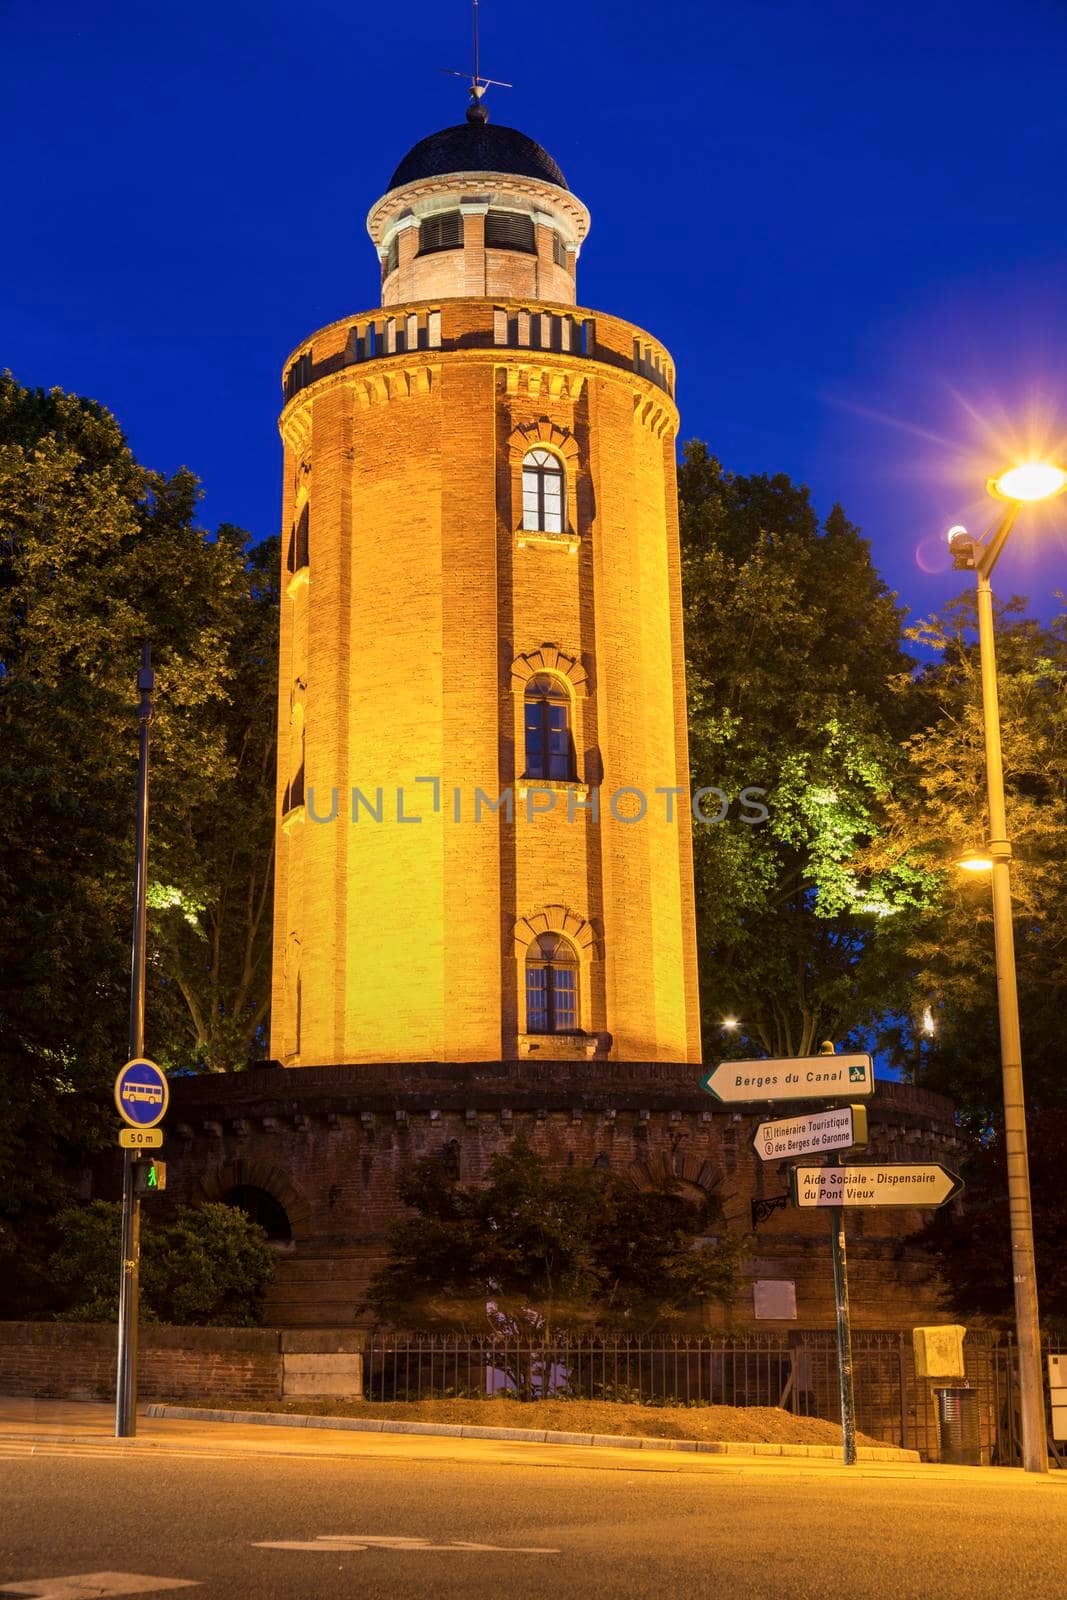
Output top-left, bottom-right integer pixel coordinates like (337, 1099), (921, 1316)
(157, 1066), (962, 1330)
(272, 294), (696, 1068)
(0, 1323), (284, 1405)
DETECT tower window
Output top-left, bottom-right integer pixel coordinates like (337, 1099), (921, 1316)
(524, 673), (574, 781)
(384, 234), (399, 278)
(418, 211), (463, 255)
(522, 448), (565, 533)
(526, 932), (579, 1033)
(287, 501), (309, 574)
(552, 232), (569, 269)
(485, 210), (536, 253)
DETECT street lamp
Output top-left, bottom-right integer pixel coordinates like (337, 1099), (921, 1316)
(946, 459), (1066, 1474)
(955, 848), (994, 873)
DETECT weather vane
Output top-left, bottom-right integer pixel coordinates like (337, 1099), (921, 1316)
(441, 0), (512, 119)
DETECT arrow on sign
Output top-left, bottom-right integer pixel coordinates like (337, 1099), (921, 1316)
(700, 1054), (874, 1105)
(789, 1163), (963, 1209)
(752, 1105), (868, 1163)
(0, 1577), (197, 1598)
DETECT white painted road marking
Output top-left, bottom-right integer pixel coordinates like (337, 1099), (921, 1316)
(254, 1533), (560, 1554)
(0, 1576), (198, 1599)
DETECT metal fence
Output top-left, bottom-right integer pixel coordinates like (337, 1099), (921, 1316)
(362, 1329), (1064, 1466)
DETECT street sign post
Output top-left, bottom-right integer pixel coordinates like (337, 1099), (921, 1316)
(827, 1157), (857, 1468)
(790, 1163), (963, 1209)
(116, 645), (155, 1443)
(114, 1058), (169, 1129)
(752, 1105), (868, 1163)
(119, 1127), (163, 1150)
(700, 1053), (874, 1105)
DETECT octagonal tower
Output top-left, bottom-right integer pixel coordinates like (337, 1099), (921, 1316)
(271, 100), (701, 1067)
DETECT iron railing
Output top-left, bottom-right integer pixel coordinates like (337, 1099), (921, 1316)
(362, 1329), (1065, 1467)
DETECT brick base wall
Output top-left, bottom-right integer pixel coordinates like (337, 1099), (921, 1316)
(0, 1323), (284, 1406)
(150, 1065), (961, 1328)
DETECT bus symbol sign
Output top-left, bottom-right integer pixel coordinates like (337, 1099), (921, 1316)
(114, 1058), (169, 1129)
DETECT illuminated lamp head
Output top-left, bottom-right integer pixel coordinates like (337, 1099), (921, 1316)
(987, 462), (1067, 503)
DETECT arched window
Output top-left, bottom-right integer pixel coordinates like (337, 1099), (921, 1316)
(524, 674), (574, 781)
(287, 498), (309, 575)
(284, 688), (305, 814)
(522, 448), (565, 533)
(526, 932), (579, 1033)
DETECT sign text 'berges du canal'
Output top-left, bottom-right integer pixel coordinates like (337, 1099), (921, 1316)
(700, 1053), (875, 1105)
(789, 1163), (963, 1209)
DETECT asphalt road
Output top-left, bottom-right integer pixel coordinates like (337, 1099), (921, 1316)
(1, 1424), (1065, 1600)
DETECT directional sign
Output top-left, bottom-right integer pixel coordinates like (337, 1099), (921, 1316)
(789, 1162), (963, 1209)
(119, 1127), (164, 1150)
(753, 1105), (868, 1163)
(114, 1057), (169, 1129)
(700, 1053), (874, 1105)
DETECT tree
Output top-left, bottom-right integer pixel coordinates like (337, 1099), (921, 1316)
(917, 1110), (1067, 1333)
(47, 1200), (276, 1326)
(145, 536), (279, 1072)
(360, 1138), (745, 1335)
(678, 441), (933, 1057)
(0, 374), (274, 1258)
(867, 595), (1067, 1120)
(862, 595), (1067, 1328)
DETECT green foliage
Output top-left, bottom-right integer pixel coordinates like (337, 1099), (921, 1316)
(145, 534), (279, 1074)
(868, 595), (1067, 1118)
(679, 441), (932, 1056)
(361, 1138), (746, 1334)
(918, 1110), (1067, 1332)
(862, 596), (1067, 1324)
(48, 1200), (276, 1326)
(0, 374), (277, 1250)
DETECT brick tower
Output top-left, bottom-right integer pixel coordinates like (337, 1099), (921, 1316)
(271, 98), (701, 1067)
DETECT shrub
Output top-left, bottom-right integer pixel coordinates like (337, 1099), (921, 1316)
(48, 1200), (275, 1326)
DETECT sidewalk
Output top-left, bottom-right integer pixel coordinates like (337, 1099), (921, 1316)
(145, 1400), (919, 1462)
(4, 1397), (1064, 1487)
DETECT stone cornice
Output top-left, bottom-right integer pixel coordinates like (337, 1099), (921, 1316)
(279, 347), (679, 445)
(367, 171), (591, 250)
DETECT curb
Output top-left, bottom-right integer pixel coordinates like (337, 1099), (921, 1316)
(144, 1405), (920, 1463)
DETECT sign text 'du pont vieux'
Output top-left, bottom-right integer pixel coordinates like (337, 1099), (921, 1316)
(789, 1163), (963, 1209)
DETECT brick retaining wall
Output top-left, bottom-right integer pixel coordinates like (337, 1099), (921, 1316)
(0, 1322), (285, 1405)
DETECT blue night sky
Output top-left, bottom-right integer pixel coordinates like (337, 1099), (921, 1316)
(3, 0), (1066, 622)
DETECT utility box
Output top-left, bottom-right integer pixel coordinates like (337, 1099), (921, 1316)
(913, 1325), (967, 1380)
(1050, 1353), (1067, 1442)
(936, 1387), (981, 1466)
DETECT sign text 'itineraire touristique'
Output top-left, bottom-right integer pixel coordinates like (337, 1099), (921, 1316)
(752, 1105), (868, 1162)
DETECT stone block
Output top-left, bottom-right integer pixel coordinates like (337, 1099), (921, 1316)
(281, 1352), (363, 1398)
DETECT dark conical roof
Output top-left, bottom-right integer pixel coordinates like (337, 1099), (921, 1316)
(387, 113), (568, 193)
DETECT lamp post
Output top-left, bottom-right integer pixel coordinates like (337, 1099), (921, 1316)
(946, 460), (1067, 1474)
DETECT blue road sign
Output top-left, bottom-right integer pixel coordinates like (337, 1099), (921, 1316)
(114, 1057), (169, 1129)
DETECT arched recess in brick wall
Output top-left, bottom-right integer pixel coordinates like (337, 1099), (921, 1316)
(626, 1150), (724, 1208)
(508, 419), (580, 470)
(509, 644), (589, 697)
(198, 1159), (312, 1241)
